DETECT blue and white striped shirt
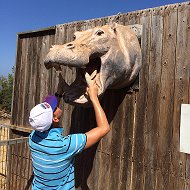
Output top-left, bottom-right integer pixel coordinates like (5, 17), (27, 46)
(29, 128), (87, 190)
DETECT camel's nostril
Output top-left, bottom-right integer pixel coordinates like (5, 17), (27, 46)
(50, 45), (54, 50)
(66, 43), (75, 49)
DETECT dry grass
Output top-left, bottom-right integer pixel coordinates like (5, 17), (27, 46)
(0, 119), (10, 189)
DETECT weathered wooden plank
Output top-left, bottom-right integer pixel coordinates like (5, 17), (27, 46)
(156, 4), (178, 190)
(39, 35), (49, 101)
(184, 2), (190, 190)
(109, 90), (130, 190)
(87, 107), (101, 190)
(70, 106), (97, 190)
(11, 35), (22, 125)
(17, 37), (27, 126)
(170, 3), (190, 190)
(40, 33), (55, 101)
(55, 24), (67, 45)
(94, 91), (114, 190)
(29, 36), (38, 113)
(16, 38), (26, 126)
(131, 9), (151, 190)
(117, 93), (135, 190)
(143, 6), (164, 190)
(23, 38), (31, 126)
(34, 36), (43, 103)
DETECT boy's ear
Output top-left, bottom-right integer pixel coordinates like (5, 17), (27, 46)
(53, 117), (59, 123)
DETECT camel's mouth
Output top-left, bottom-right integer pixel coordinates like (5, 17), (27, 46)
(48, 56), (102, 105)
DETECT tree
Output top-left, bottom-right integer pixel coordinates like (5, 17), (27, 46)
(0, 68), (14, 113)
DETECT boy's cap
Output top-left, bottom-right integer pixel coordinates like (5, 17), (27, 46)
(43, 95), (58, 112)
(29, 95), (58, 132)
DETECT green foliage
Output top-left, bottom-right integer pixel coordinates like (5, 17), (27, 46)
(0, 69), (14, 113)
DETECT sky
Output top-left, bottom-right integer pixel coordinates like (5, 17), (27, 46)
(0, 0), (186, 77)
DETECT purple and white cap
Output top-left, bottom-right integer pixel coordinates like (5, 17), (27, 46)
(29, 95), (58, 132)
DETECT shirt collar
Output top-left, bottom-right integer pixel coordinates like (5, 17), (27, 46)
(33, 127), (64, 137)
(49, 127), (64, 134)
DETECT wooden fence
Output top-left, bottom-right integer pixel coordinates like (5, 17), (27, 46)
(10, 1), (190, 189)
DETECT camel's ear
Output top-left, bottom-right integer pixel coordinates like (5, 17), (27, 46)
(110, 22), (118, 32)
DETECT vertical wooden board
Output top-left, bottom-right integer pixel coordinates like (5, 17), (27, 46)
(93, 18), (103, 27)
(101, 16), (109, 25)
(96, 153), (111, 190)
(23, 38), (32, 126)
(85, 140), (101, 190)
(39, 33), (55, 101)
(98, 89), (124, 189)
(17, 143), (23, 189)
(93, 91), (116, 190)
(143, 7), (164, 190)
(16, 38), (26, 126)
(76, 108), (88, 188)
(108, 90), (126, 190)
(128, 10), (141, 25)
(28, 36), (37, 112)
(122, 12), (130, 25)
(117, 93), (136, 190)
(34, 36), (43, 103)
(91, 18), (100, 28)
(33, 36), (39, 105)
(131, 10), (151, 190)
(19, 142), (27, 188)
(72, 107), (88, 187)
(171, 3), (190, 190)
(156, 4), (178, 190)
(101, 17), (109, 26)
(184, 2), (190, 190)
(45, 30), (59, 96)
(11, 36), (22, 125)
(12, 143), (19, 189)
(100, 91), (115, 153)
(87, 108), (101, 190)
(13, 37), (21, 125)
(21, 38), (30, 125)
(21, 36), (34, 126)
(61, 103), (73, 135)
(107, 90), (135, 190)
(55, 24), (67, 45)
(115, 14), (125, 25)
(70, 106), (97, 190)
(39, 34), (49, 101)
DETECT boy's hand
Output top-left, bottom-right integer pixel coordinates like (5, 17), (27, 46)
(85, 71), (98, 100)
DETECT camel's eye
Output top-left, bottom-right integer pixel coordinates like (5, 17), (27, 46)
(73, 35), (76, 40)
(96, 30), (104, 36)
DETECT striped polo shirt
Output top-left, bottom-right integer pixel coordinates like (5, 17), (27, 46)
(29, 128), (87, 190)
